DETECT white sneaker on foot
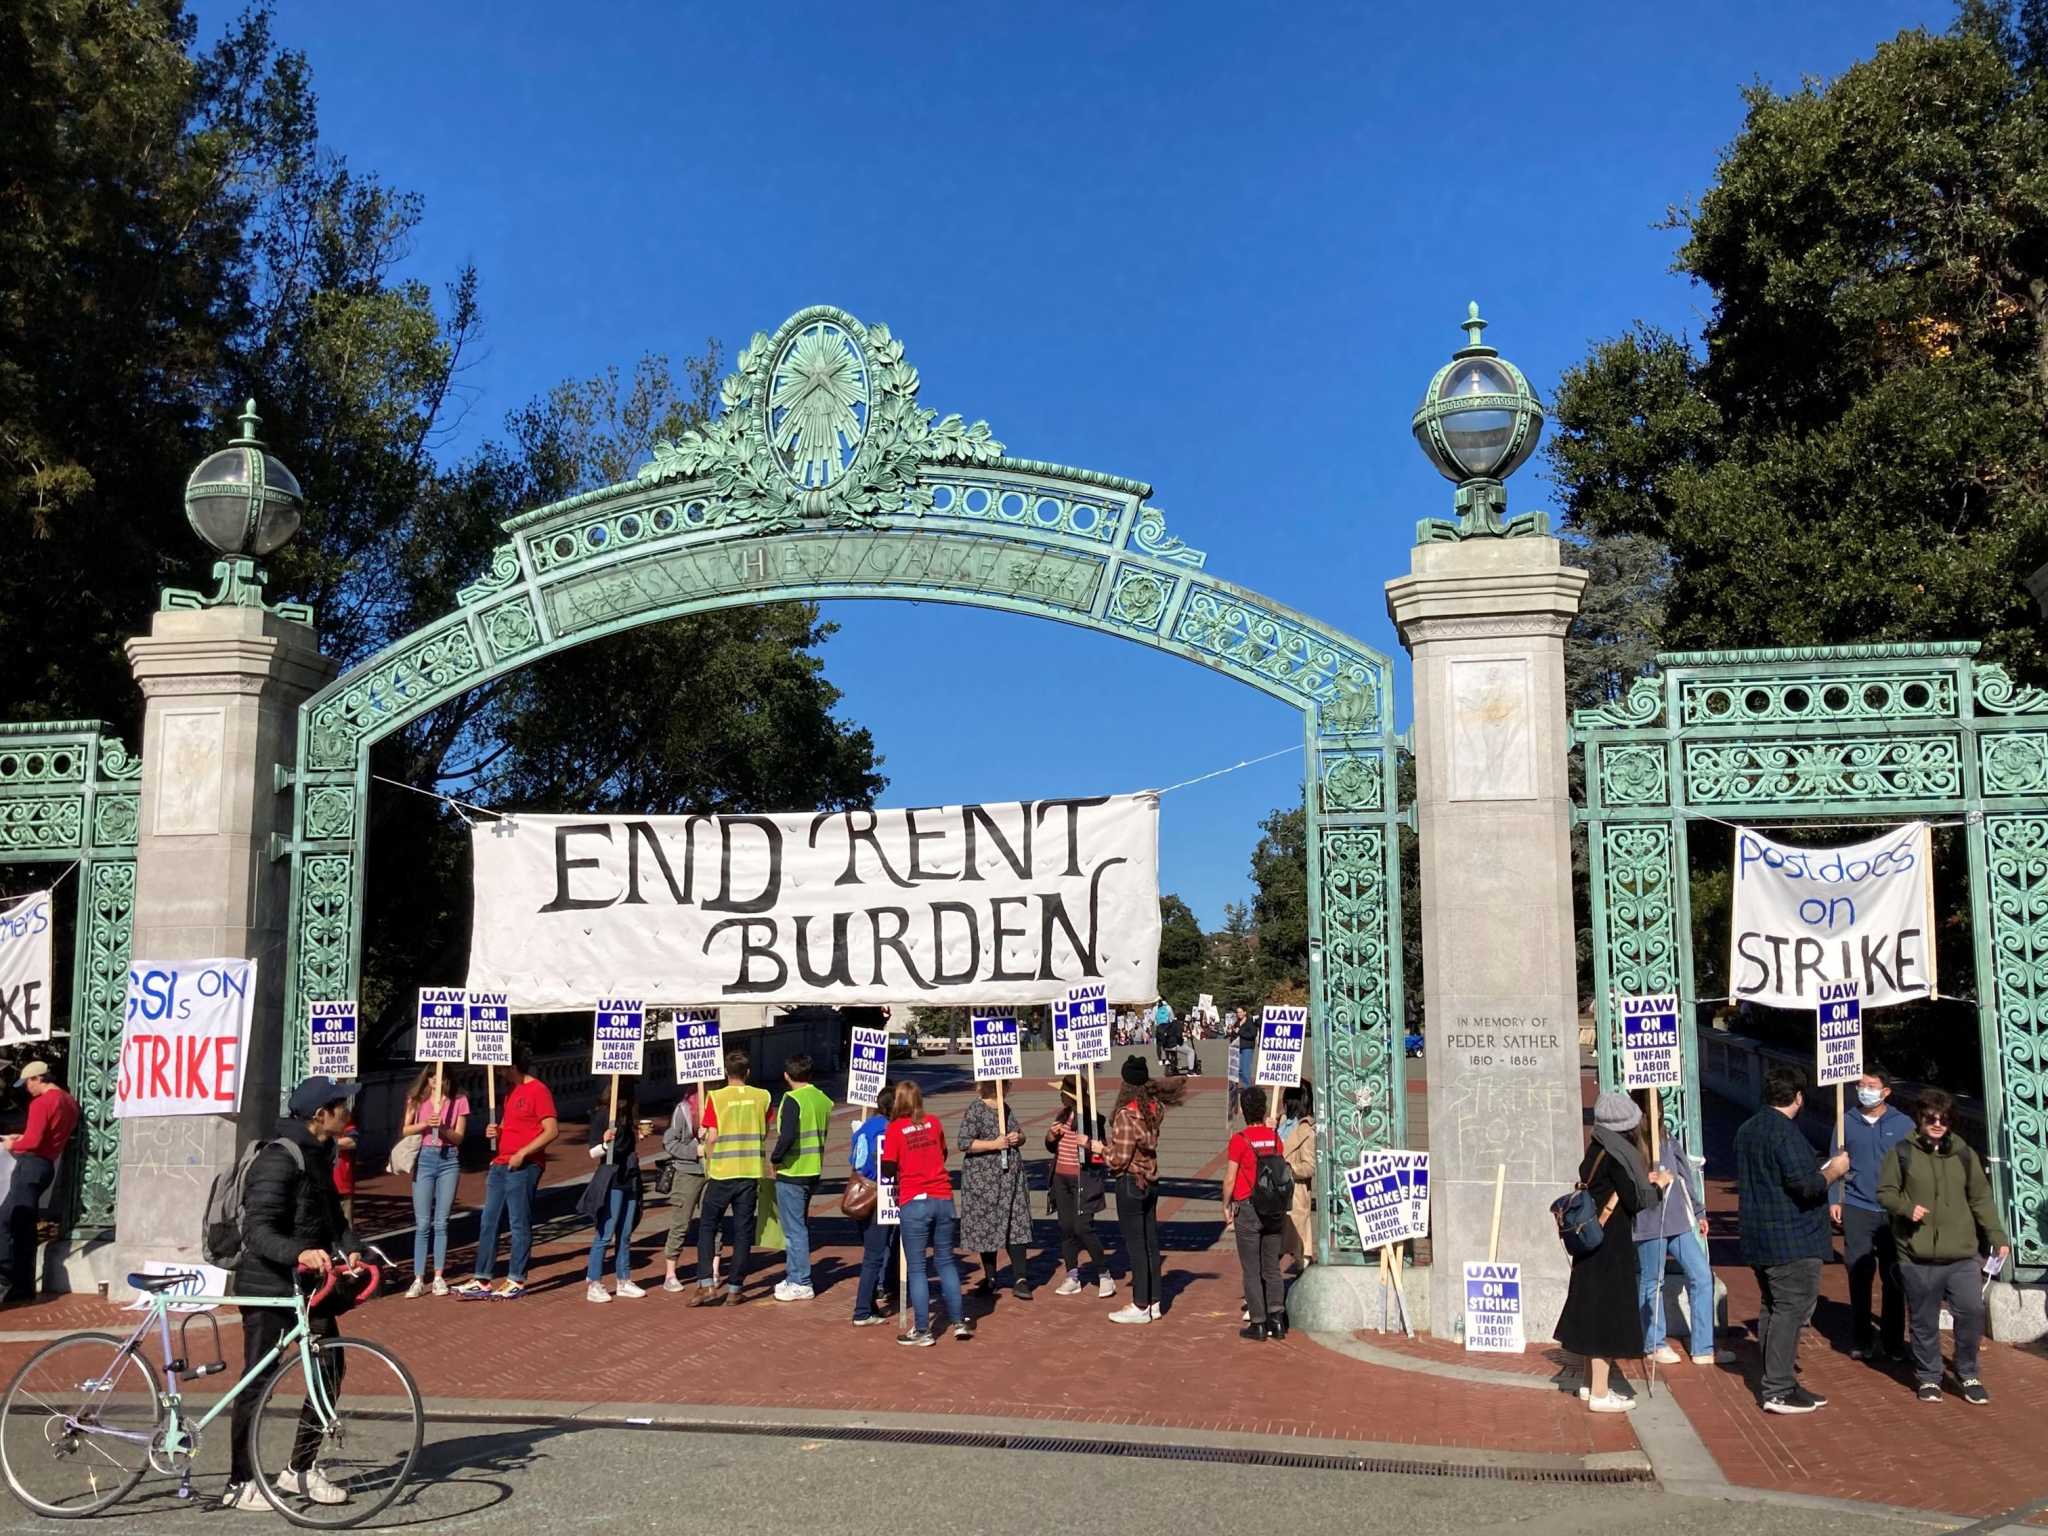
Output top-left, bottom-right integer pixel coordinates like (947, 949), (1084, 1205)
(404, 1278), (426, 1299)
(275, 1466), (348, 1505)
(1652, 1344), (1683, 1365)
(220, 1481), (269, 1512)
(1054, 1274), (1083, 1296)
(586, 1282), (612, 1303)
(1097, 1275), (1116, 1298)
(1107, 1304), (1152, 1325)
(1148, 1302), (1162, 1320)
(1588, 1393), (1637, 1414)
(1692, 1350), (1736, 1365)
(615, 1280), (646, 1299)
(663, 1275), (686, 1293)
(430, 1276), (449, 1297)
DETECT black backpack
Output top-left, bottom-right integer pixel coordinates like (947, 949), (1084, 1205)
(1249, 1134), (1294, 1226)
(201, 1139), (304, 1268)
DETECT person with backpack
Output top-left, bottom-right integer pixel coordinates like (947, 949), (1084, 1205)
(1877, 1088), (2009, 1404)
(218, 1075), (362, 1512)
(456, 1043), (559, 1301)
(1225, 1085), (1289, 1340)
(1104, 1055), (1185, 1325)
(1555, 1090), (1666, 1413)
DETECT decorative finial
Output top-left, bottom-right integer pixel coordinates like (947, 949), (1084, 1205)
(1461, 301), (1488, 351)
(232, 400), (264, 447)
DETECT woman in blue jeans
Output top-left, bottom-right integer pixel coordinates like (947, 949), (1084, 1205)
(401, 1068), (469, 1297)
(585, 1078), (647, 1302)
(881, 1081), (969, 1345)
(1632, 1088), (1732, 1366)
(850, 1083), (900, 1325)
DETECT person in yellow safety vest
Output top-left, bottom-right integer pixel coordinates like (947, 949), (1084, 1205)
(689, 1048), (771, 1306)
(770, 1054), (834, 1302)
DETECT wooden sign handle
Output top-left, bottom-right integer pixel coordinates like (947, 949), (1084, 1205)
(1649, 1085), (1661, 1168)
(1488, 1162), (1506, 1263)
(995, 1078), (1008, 1171)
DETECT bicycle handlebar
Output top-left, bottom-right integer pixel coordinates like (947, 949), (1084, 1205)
(293, 1256), (383, 1310)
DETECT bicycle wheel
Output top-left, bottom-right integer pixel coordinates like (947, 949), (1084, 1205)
(251, 1335), (421, 1529)
(0, 1331), (162, 1517)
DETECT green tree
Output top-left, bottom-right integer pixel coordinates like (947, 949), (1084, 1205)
(1156, 894), (1207, 1010)
(1249, 803), (1309, 994)
(1548, 6), (2048, 684)
(1206, 901), (1261, 1012)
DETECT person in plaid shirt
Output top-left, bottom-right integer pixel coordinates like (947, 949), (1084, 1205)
(1735, 1066), (1851, 1415)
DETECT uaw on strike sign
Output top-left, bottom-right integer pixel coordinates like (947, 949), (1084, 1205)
(469, 797), (1160, 1010)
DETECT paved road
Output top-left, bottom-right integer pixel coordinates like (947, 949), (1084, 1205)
(0, 1418), (1945, 1535)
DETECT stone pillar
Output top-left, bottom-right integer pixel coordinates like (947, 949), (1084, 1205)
(112, 606), (333, 1285)
(1386, 536), (1587, 1339)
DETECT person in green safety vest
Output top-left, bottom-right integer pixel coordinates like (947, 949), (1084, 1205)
(689, 1048), (771, 1306)
(771, 1054), (834, 1302)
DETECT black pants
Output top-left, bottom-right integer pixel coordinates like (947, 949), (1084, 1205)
(1235, 1217), (1284, 1324)
(696, 1177), (757, 1291)
(1840, 1205), (1905, 1353)
(0, 1154), (52, 1302)
(1115, 1175), (1161, 1309)
(1753, 1257), (1821, 1399)
(1050, 1175), (1107, 1271)
(230, 1305), (340, 1483)
(977, 1245), (1030, 1287)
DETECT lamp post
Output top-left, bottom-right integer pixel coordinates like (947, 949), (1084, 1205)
(1411, 303), (1547, 542)
(163, 400), (313, 624)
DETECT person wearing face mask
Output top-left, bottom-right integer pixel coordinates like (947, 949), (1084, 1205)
(1878, 1089), (2009, 1405)
(1829, 1069), (1913, 1364)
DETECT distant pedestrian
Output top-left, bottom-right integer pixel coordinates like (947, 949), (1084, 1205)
(959, 1079), (1033, 1299)
(850, 1082), (900, 1326)
(457, 1044), (559, 1301)
(883, 1081), (968, 1346)
(660, 1085), (707, 1293)
(400, 1067), (468, 1298)
(331, 1115), (358, 1226)
(1232, 1006), (1258, 1101)
(1045, 1076), (1113, 1298)
(584, 1077), (646, 1303)
(1105, 1055), (1186, 1325)
(1630, 1089), (1728, 1367)
(1878, 1088), (2009, 1405)
(1556, 1090), (1664, 1413)
(1225, 1085), (1286, 1340)
(769, 1054), (833, 1303)
(1734, 1066), (1850, 1414)
(692, 1048), (771, 1306)
(1831, 1069), (1913, 1363)
(0, 1062), (75, 1304)
(1279, 1083), (1316, 1271)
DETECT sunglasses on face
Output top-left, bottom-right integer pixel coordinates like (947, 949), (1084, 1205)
(1921, 1114), (1949, 1126)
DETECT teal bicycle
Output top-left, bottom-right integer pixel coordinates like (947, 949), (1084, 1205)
(0, 1254), (422, 1527)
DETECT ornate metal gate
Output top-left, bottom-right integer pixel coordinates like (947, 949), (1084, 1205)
(275, 305), (1407, 1264)
(1574, 642), (2048, 1268)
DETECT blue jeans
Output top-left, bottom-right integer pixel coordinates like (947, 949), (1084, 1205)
(1638, 1229), (1714, 1357)
(411, 1144), (461, 1277)
(897, 1196), (963, 1333)
(472, 1162), (540, 1282)
(853, 1214), (899, 1320)
(586, 1185), (640, 1283)
(776, 1179), (815, 1288)
(1236, 1046), (1256, 1088)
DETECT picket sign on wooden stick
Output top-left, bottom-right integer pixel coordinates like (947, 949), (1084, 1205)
(995, 1079), (1008, 1171)
(1488, 1162), (1506, 1263)
(1389, 1241), (1415, 1338)
(485, 1065), (496, 1145)
(1834, 1082), (1846, 1156)
(1649, 1086), (1662, 1168)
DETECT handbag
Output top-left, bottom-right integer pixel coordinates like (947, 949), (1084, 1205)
(841, 1172), (878, 1219)
(1550, 1148), (1621, 1258)
(654, 1157), (676, 1197)
(386, 1132), (422, 1179)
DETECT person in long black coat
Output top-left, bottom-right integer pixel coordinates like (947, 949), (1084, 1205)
(1556, 1089), (1667, 1412)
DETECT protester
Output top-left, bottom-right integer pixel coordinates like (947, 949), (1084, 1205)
(1556, 1090), (1664, 1413)
(1045, 1076), (1114, 1298)
(769, 1054), (833, 1302)
(660, 1084), (708, 1292)
(584, 1077), (646, 1302)
(1878, 1088), (2009, 1404)
(1279, 1083), (1316, 1272)
(1831, 1069), (1914, 1363)
(1233, 1006), (1258, 1099)
(959, 1078), (1033, 1299)
(456, 1044), (559, 1301)
(1734, 1066), (1850, 1413)
(693, 1048), (771, 1306)
(399, 1067), (468, 1298)
(883, 1080), (969, 1345)
(1224, 1086), (1286, 1340)
(850, 1082), (900, 1326)
(0, 1061), (77, 1304)
(219, 1075), (362, 1512)
(1105, 1055), (1186, 1325)
(1156, 1007), (1183, 1076)
(1630, 1089), (1728, 1366)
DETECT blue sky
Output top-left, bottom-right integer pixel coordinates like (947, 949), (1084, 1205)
(195, 0), (1947, 927)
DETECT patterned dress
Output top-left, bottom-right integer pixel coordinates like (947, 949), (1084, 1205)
(957, 1097), (1033, 1252)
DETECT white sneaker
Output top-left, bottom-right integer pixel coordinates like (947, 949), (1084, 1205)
(781, 1283), (814, 1301)
(663, 1275), (686, 1293)
(1652, 1344), (1683, 1365)
(1107, 1304), (1152, 1325)
(586, 1282), (612, 1304)
(430, 1276), (449, 1297)
(404, 1278), (426, 1299)
(1587, 1393), (1637, 1414)
(275, 1466), (348, 1505)
(615, 1280), (646, 1299)
(1054, 1274), (1083, 1296)
(1692, 1350), (1737, 1365)
(221, 1481), (269, 1512)
(1148, 1302), (1162, 1320)
(1097, 1275), (1116, 1298)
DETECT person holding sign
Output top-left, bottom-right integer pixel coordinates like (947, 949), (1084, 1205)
(768, 1055), (834, 1303)
(691, 1048), (771, 1306)
(1105, 1056), (1186, 1325)
(1045, 1076), (1114, 1298)
(398, 1068), (468, 1299)
(659, 1086), (708, 1294)
(1555, 1091), (1664, 1413)
(1628, 1089), (1728, 1367)
(583, 1077), (647, 1303)
(958, 1079), (1033, 1301)
(882, 1081), (969, 1345)
(1877, 1088), (2009, 1405)
(1224, 1085), (1287, 1341)
(1831, 1069), (1913, 1364)
(455, 1044), (558, 1301)
(849, 1082), (900, 1326)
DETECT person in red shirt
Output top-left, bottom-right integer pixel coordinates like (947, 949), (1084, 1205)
(1224, 1085), (1286, 1341)
(881, 1081), (967, 1346)
(331, 1118), (359, 1225)
(0, 1061), (79, 1304)
(456, 1043), (558, 1300)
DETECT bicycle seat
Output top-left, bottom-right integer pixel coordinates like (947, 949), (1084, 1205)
(127, 1270), (199, 1294)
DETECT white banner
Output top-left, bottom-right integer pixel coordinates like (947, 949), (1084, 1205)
(115, 959), (257, 1118)
(466, 796), (1160, 1010)
(1728, 824), (1935, 1010)
(306, 999), (359, 1080)
(0, 892), (52, 1043)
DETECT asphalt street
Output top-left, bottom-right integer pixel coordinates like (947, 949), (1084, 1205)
(0, 1418), (1955, 1536)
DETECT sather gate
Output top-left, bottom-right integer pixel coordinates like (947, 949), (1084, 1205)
(273, 305), (1408, 1265)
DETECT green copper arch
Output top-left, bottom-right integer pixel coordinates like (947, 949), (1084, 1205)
(277, 305), (1406, 1263)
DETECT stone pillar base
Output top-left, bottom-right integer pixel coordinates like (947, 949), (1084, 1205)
(1287, 1260), (1434, 1335)
(1989, 1280), (2048, 1343)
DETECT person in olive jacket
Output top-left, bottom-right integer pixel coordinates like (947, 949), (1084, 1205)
(222, 1076), (363, 1512)
(1876, 1088), (2009, 1406)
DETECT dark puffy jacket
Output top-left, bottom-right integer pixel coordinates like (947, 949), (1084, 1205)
(233, 1121), (360, 1297)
